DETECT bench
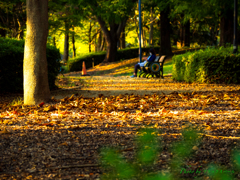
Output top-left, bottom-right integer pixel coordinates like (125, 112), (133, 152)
(139, 55), (167, 78)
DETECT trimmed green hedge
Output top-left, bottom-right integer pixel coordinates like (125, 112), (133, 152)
(172, 46), (240, 84)
(0, 38), (61, 93)
(67, 46), (160, 72)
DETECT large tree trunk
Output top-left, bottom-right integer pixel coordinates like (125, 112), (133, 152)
(219, 8), (234, 46)
(96, 16), (127, 62)
(105, 33), (118, 62)
(24, 0), (50, 105)
(160, 7), (172, 55)
(63, 21), (69, 63)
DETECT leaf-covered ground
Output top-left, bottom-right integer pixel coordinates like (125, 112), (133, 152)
(1, 62), (240, 179)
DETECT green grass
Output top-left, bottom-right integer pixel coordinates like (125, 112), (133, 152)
(163, 60), (173, 75)
(113, 72), (133, 77)
(8, 97), (23, 106)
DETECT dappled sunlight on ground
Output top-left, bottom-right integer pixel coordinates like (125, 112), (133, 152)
(54, 76), (240, 99)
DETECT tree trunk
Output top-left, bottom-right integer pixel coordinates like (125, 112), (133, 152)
(24, 0), (50, 105)
(72, 29), (76, 57)
(180, 21), (190, 47)
(100, 35), (105, 51)
(185, 20), (190, 47)
(63, 22), (69, 63)
(210, 24), (218, 46)
(142, 26), (146, 47)
(96, 16), (127, 62)
(88, 21), (92, 53)
(180, 15), (190, 47)
(149, 7), (154, 46)
(97, 30), (102, 51)
(121, 28), (126, 49)
(160, 7), (172, 55)
(220, 8), (234, 46)
(53, 36), (56, 47)
(105, 33), (118, 62)
(0, 29), (6, 37)
(142, 12), (146, 47)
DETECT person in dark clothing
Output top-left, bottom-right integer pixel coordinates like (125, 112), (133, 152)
(130, 48), (156, 77)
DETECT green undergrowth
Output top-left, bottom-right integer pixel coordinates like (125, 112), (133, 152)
(172, 46), (240, 84)
(0, 37), (61, 93)
(100, 126), (239, 180)
(8, 96), (23, 106)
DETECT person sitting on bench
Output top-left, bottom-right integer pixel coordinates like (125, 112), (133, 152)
(130, 48), (156, 77)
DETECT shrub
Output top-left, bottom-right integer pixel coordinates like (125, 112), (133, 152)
(100, 127), (203, 180)
(0, 37), (61, 93)
(100, 126), (237, 180)
(67, 46), (160, 72)
(172, 46), (240, 84)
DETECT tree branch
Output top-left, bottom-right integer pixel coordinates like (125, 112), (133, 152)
(96, 15), (110, 40)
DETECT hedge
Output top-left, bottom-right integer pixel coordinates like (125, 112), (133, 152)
(67, 46), (160, 72)
(0, 38), (61, 93)
(172, 46), (240, 84)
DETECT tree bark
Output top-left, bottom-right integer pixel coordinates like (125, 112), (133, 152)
(0, 29), (6, 37)
(219, 8), (234, 46)
(184, 20), (190, 47)
(88, 21), (92, 53)
(96, 16), (127, 62)
(97, 30), (102, 51)
(63, 21), (69, 63)
(100, 35), (105, 51)
(149, 7), (154, 46)
(53, 36), (56, 47)
(121, 27), (126, 49)
(72, 28), (76, 57)
(24, 0), (50, 105)
(180, 19), (190, 47)
(160, 7), (172, 55)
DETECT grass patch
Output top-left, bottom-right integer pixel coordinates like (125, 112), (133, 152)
(8, 96), (23, 106)
(163, 61), (173, 75)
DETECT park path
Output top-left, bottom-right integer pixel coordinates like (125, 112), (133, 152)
(53, 48), (240, 100)
(2, 50), (240, 179)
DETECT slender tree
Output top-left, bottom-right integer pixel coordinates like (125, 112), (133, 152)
(24, 0), (50, 105)
(63, 21), (69, 63)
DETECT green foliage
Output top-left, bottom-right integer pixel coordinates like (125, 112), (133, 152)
(67, 46), (160, 72)
(8, 96), (23, 106)
(172, 46), (240, 84)
(0, 38), (61, 93)
(100, 126), (203, 180)
(79, 0), (136, 24)
(100, 125), (240, 179)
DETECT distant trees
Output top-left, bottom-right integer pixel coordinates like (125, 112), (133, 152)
(0, 0), (238, 59)
(78, 0), (137, 62)
(0, 0), (26, 39)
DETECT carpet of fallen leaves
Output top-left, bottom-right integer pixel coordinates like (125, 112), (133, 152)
(1, 76), (240, 179)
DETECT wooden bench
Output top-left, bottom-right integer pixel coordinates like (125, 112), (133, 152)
(139, 55), (167, 78)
